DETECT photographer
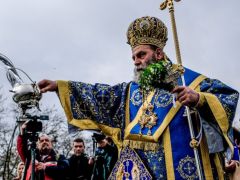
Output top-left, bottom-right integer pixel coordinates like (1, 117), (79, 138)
(17, 122), (69, 180)
(91, 133), (118, 180)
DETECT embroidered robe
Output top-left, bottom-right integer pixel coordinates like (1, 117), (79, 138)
(57, 68), (239, 179)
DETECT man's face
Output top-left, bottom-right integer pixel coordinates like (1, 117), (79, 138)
(73, 142), (85, 156)
(38, 135), (52, 155)
(132, 45), (163, 82)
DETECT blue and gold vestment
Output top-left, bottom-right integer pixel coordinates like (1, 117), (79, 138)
(57, 68), (239, 179)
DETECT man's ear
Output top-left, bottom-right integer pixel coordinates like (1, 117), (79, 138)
(155, 48), (164, 60)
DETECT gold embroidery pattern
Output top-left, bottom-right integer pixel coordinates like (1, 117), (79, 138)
(127, 16), (168, 49)
(69, 82), (126, 128)
(130, 89), (142, 106)
(123, 140), (160, 151)
(108, 146), (152, 180)
(131, 162), (140, 180)
(177, 155), (198, 180)
(154, 90), (173, 108)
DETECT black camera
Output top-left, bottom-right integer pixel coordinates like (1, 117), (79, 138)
(92, 133), (106, 142)
(18, 114), (49, 133)
(25, 120), (43, 133)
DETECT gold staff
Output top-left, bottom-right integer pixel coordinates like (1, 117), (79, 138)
(160, 0), (203, 179)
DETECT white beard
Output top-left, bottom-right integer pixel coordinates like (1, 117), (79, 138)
(133, 57), (157, 83)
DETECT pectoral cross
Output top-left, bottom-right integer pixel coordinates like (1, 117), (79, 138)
(139, 103), (158, 135)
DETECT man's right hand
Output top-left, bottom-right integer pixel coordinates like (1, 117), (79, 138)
(225, 160), (239, 172)
(38, 79), (58, 93)
(20, 121), (28, 135)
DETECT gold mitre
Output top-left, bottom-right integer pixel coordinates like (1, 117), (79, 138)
(127, 16), (168, 49)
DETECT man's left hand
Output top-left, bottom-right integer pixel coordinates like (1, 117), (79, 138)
(172, 86), (199, 107)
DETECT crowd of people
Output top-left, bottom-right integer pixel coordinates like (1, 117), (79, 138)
(14, 127), (240, 179)
(15, 122), (118, 180)
(13, 15), (240, 180)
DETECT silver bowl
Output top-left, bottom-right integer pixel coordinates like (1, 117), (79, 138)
(11, 83), (42, 104)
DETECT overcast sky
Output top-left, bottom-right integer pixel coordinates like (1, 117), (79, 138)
(0, 0), (239, 126)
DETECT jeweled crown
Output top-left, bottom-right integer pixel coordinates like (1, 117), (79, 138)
(127, 16), (168, 49)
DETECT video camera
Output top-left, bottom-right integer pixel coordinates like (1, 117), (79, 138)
(25, 120), (42, 133)
(92, 132), (106, 143)
(18, 114), (49, 133)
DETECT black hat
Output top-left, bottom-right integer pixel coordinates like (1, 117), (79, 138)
(92, 133), (106, 142)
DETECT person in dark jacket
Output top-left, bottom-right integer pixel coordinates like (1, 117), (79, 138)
(67, 138), (93, 180)
(91, 133), (118, 180)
